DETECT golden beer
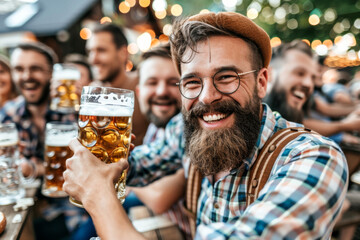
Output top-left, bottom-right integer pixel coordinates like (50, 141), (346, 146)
(43, 145), (73, 197)
(51, 64), (80, 113)
(70, 86), (134, 207)
(42, 122), (77, 198)
(56, 79), (79, 111)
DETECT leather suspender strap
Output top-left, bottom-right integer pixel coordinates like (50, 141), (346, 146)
(184, 163), (203, 238)
(246, 127), (318, 207)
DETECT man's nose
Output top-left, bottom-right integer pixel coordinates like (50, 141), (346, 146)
(198, 77), (222, 104)
(155, 81), (169, 96)
(88, 51), (98, 64)
(303, 74), (314, 89)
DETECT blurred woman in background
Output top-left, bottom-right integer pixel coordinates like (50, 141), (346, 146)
(0, 54), (18, 108)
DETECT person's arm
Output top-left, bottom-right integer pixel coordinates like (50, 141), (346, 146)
(63, 138), (145, 240)
(127, 113), (185, 186)
(303, 111), (360, 136)
(194, 134), (348, 239)
(130, 169), (186, 214)
(314, 96), (359, 118)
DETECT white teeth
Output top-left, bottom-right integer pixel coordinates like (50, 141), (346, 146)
(203, 113), (226, 122)
(293, 90), (305, 99)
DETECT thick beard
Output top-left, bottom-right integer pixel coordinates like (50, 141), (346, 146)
(264, 81), (304, 123)
(101, 67), (120, 84)
(25, 81), (51, 106)
(146, 97), (180, 128)
(183, 98), (261, 176)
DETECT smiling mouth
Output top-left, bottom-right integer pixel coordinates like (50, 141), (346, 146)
(292, 89), (307, 100)
(202, 113), (228, 122)
(22, 82), (40, 90)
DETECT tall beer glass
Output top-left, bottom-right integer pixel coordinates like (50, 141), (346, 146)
(0, 123), (34, 205)
(42, 122), (77, 197)
(70, 86), (134, 207)
(51, 64), (81, 113)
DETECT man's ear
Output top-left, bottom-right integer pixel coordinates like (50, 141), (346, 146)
(117, 45), (128, 64)
(135, 85), (140, 97)
(256, 68), (268, 99)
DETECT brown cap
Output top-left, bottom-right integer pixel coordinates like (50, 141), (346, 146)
(188, 11), (271, 68)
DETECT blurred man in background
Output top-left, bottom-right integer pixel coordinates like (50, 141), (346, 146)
(86, 23), (148, 145)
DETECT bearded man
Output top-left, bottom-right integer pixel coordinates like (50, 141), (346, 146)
(63, 12), (348, 239)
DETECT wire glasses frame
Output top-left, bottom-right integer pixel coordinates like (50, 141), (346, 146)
(176, 69), (257, 99)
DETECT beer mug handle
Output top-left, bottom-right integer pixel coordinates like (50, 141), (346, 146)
(17, 158), (36, 185)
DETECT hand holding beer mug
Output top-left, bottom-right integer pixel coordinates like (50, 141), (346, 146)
(69, 86), (134, 207)
(50, 64), (81, 113)
(0, 123), (35, 205)
(42, 122), (77, 197)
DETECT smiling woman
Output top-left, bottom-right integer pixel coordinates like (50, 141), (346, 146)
(0, 55), (18, 109)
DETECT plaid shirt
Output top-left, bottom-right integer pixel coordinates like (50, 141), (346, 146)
(128, 103), (348, 239)
(0, 96), (77, 162)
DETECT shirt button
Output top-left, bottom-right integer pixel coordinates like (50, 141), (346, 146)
(214, 203), (220, 209)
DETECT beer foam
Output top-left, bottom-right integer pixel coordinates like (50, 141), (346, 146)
(0, 139), (18, 147)
(46, 133), (76, 146)
(53, 68), (80, 81)
(79, 104), (133, 117)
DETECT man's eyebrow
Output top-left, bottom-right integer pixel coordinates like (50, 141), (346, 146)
(181, 66), (242, 79)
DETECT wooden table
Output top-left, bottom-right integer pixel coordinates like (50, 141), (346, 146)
(0, 180), (40, 240)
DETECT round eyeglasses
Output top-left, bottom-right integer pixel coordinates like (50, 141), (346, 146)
(176, 69), (257, 99)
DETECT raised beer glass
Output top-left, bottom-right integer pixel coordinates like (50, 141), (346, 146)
(0, 123), (34, 205)
(70, 86), (134, 207)
(42, 122), (77, 197)
(50, 64), (81, 113)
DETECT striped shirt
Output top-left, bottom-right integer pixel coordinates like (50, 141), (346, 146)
(128, 103), (348, 239)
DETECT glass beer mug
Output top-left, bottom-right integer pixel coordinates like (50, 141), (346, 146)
(0, 123), (35, 205)
(50, 64), (81, 113)
(70, 86), (134, 207)
(42, 122), (77, 197)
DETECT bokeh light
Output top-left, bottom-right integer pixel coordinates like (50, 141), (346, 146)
(163, 24), (172, 36)
(80, 28), (92, 40)
(159, 34), (169, 42)
(315, 45), (328, 56)
(287, 19), (298, 29)
(309, 14), (320, 26)
(100, 17), (112, 24)
(199, 9), (210, 14)
(311, 39), (322, 50)
(137, 32), (152, 52)
(334, 36), (342, 45)
(171, 4), (183, 16)
(126, 60), (133, 72)
(247, 8), (258, 19)
(119, 2), (130, 14)
(155, 10), (167, 19)
(270, 37), (281, 47)
(125, 0), (136, 7)
(152, 0), (167, 11)
(324, 8), (336, 22)
(127, 43), (139, 55)
(139, 0), (150, 8)
(145, 29), (156, 39)
(323, 39), (333, 49)
(302, 39), (311, 46)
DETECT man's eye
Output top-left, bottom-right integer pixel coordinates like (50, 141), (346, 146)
(183, 79), (201, 88)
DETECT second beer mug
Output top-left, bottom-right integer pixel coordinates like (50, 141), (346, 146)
(70, 86), (134, 207)
(50, 64), (81, 113)
(42, 122), (77, 198)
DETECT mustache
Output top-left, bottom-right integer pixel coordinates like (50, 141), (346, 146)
(185, 100), (248, 119)
(150, 96), (179, 104)
(20, 80), (41, 88)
